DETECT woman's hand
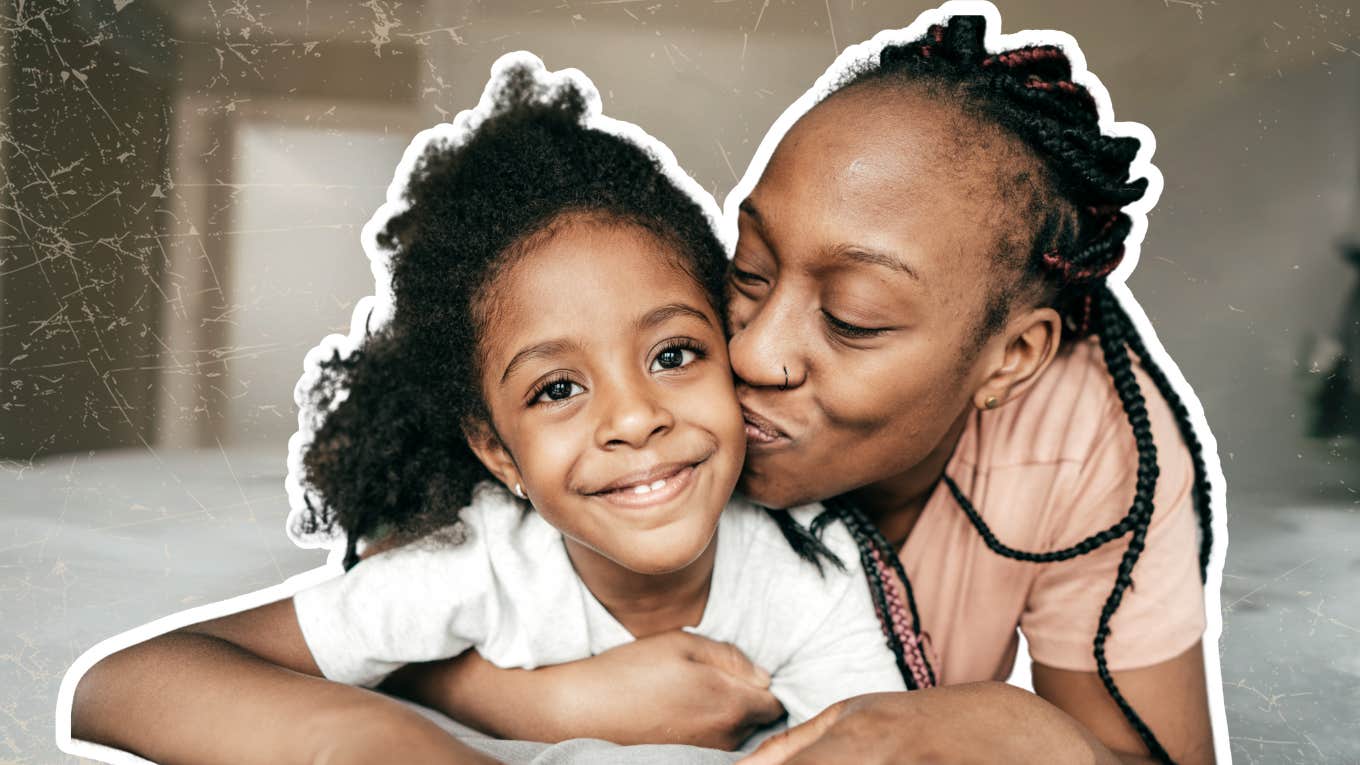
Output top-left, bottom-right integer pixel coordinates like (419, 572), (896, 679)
(739, 684), (1125, 765)
(383, 629), (785, 749)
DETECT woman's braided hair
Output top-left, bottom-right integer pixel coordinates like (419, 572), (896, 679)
(821, 16), (1215, 763)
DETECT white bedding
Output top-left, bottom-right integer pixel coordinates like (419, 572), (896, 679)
(5, 446), (327, 763)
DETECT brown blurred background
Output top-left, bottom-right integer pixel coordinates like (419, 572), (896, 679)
(1, 1), (1357, 763)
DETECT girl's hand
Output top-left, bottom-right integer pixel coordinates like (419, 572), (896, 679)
(738, 684), (1124, 765)
(383, 630), (785, 749)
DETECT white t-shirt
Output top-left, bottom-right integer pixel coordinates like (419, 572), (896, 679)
(293, 483), (906, 724)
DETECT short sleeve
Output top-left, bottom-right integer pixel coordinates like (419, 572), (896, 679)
(292, 521), (492, 687)
(1019, 365), (1207, 672)
(769, 521), (907, 724)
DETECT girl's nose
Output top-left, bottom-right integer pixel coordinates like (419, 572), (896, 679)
(594, 378), (675, 449)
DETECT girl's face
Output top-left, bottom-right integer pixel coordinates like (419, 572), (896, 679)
(728, 87), (1014, 510)
(472, 218), (745, 577)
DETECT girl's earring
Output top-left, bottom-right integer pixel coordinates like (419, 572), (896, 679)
(982, 395), (1000, 411)
(512, 483), (527, 500)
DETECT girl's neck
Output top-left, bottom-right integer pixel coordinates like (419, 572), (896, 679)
(847, 407), (972, 549)
(563, 532), (718, 638)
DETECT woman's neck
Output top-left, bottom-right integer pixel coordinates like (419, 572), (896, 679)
(848, 407), (973, 549)
(563, 532), (718, 639)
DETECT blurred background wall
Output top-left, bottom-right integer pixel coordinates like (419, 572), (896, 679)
(1, 1), (1357, 762)
(1, 0), (1355, 493)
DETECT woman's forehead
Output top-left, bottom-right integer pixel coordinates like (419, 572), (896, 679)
(752, 88), (1034, 254)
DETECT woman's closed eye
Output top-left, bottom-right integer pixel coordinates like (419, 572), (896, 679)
(730, 266), (767, 286)
(822, 309), (891, 339)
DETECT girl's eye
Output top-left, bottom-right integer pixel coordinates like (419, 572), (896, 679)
(532, 378), (584, 404)
(650, 344), (702, 372)
(823, 310), (888, 339)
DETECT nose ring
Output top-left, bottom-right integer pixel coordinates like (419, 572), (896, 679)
(780, 366), (790, 391)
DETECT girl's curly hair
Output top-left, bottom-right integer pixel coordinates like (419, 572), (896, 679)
(296, 62), (729, 569)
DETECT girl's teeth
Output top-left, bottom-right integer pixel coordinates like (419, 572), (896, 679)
(628, 478), (669, 495)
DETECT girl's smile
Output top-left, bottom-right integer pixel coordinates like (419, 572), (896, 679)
(587, 460), (704, 509)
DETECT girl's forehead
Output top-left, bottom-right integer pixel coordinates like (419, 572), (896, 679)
(479, 221), (719, 364)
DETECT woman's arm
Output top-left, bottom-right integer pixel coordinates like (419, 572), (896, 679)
(1032, 642), (1214, 765)
(735, 643), (1215, 765)
(71, 598), (498, 765)
(381, 630), (786, 750)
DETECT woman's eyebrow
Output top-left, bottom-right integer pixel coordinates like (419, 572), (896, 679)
(828, 244), (921, 282)
(501, 339), (579, 383)
(738, 199), (764, 229)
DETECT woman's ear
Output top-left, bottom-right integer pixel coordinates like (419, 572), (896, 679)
(973, 305), (1062, 411)
(463, 418), (522, 493)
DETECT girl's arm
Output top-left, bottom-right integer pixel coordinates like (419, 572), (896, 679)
(71, 598), (498, 765)
(381, 630), (785, 750)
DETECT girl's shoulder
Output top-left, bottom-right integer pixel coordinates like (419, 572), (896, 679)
(718, 496), (862, 581)
(370, 481), (556, 558)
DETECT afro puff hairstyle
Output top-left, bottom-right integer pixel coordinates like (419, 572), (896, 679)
(288, 55), (730, 569)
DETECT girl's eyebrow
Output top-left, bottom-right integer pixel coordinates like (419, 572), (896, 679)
(501, 338), (579, 383)
(635, 302), (714, 332)
(498, 304), (709, 384)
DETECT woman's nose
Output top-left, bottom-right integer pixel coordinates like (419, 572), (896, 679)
(728, 295), (806, 391)
(594, 377), (675, 449)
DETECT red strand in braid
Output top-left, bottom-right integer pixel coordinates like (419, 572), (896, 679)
(869, 548), (936, 689)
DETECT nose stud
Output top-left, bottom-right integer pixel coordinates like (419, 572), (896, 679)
(780, 366), (790, 391)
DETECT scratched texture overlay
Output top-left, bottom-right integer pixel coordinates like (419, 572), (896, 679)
(0, 0), (1357, 762)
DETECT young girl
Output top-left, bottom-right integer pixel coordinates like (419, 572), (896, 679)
(65, 54), (905, 765)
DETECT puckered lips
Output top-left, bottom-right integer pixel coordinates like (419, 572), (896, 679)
(740, 404), (792, 449)
(586, 459), (706, 510)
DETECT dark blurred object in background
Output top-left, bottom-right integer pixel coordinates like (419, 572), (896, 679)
(1308, 241), (1360, 441)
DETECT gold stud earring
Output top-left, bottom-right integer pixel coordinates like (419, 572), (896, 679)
(983, 395), (1000, 410)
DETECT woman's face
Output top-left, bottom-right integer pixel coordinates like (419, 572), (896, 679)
(728, 87), (1015, 510)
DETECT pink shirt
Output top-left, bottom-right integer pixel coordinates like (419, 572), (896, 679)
(897, 337), (1207, 684)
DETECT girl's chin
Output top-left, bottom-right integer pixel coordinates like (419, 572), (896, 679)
(609, 528), (717, 576)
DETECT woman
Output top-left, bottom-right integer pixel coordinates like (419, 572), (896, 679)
(385, 9), (1222, 765)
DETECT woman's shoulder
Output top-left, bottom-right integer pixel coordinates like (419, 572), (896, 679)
(968, 335), (1199, 546)
(975, 335), (1187, 470)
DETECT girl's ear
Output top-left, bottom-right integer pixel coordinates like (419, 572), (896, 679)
(463, 418), (523, 493)
(973, 305), (1062, 411)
